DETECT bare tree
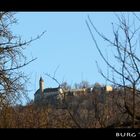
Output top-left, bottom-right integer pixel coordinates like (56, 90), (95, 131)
(45, 72), (82, 128)
(0, 12), (45, 108)
(60, 82), (71, 90)
(86, 13), (140, 128)
(74, 80), (90, 89)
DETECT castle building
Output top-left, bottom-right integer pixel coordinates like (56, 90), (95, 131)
(34, 77), (61, 105)
(34, 77), (113, 106)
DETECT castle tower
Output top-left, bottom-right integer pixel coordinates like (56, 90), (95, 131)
(39, 77), (44, 96)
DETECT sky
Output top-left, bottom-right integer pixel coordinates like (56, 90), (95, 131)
(11, 12), (139, 100)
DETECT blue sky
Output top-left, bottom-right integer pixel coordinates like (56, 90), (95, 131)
(11, 12), (138, 100)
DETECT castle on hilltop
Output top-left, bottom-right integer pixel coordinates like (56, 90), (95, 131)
(34, 77), (113, 106)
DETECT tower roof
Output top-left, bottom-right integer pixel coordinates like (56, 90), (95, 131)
(40, 76), (44, 81)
